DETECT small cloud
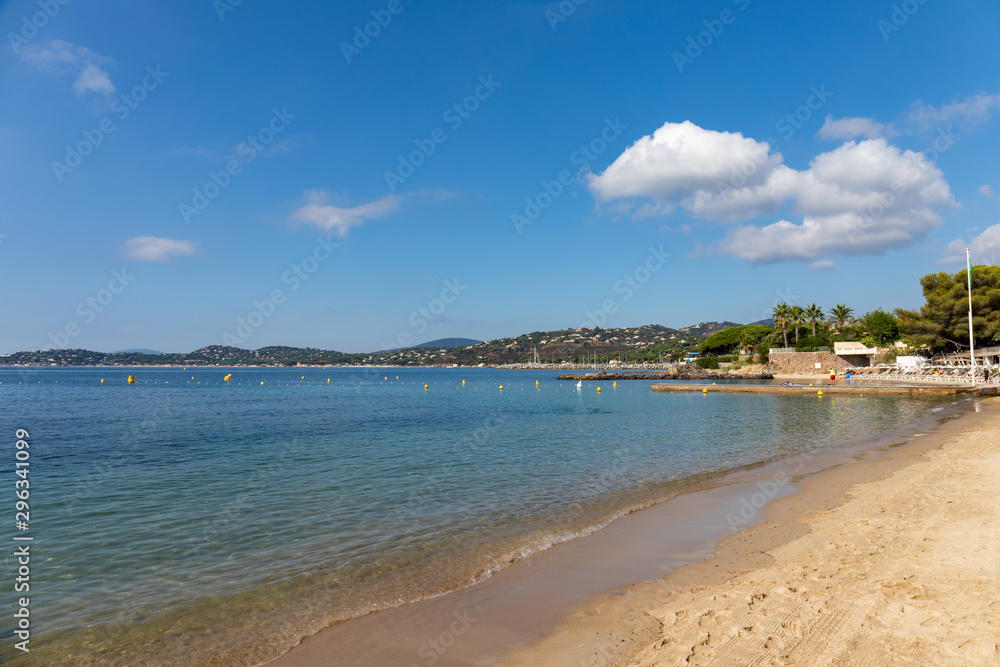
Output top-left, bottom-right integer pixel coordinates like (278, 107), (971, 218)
(124, 236), (197, 262)
(19, 40), (115, 96)
(288, 190), (401, 237)
(980, 184), (994, 198)
(809, 260), (837, 271)
(816, 115), (885, 140)
(940, 225), (1000, 266)
(897, 92), (1000, 133)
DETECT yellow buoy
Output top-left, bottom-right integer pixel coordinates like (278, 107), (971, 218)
(127, 375), (135, 384)
(224, 374), (232, 382)
(613, 381), (616, 388)
(396, 376), (399, 379)
(424, 384), (429, 390)
(301, 376), (305, 380)
(327, 378), (331, 383)
(817, 390), (823, 396)
(100, 379), (104, 383)
(385, 377), (388, 381)
(596, 386), (602, 392)
(261, 381), (265, 385)
(499, 385), (504, 390)
(712, 382), (716, 385)
(702, 388), (708, 394)
(462, 379), (466, 385)
(536, 380), (540, 386)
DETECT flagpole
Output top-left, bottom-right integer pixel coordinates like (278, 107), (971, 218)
(967, 248), (975, 382)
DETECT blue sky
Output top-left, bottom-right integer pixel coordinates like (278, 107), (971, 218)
(2, 0), (999, 354)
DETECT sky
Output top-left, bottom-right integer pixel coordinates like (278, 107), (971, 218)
(1, 0), (999, 354)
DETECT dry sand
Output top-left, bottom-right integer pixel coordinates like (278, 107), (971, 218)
(502, 400), (1000, 666)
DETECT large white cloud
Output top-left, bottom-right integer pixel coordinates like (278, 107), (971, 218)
(288, 190), (401, 237)
(589, 121), (955, 264)
(20, 40), (115, 95)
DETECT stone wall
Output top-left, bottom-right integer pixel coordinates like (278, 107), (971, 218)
(768, 351), (870, 374)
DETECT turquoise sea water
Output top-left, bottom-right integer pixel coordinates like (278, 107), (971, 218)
(0, 367), (961, 665)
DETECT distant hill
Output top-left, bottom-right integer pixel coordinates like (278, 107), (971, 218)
(751, 319), (774, 327)
(411, 338), (483, 349)
(1, 322), (751, 367)
(113, 348), (163, 355)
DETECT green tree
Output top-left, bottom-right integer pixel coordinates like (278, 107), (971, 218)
(773, 303), (791, 349)
(828, 304), (855, 329)
(805, 303), (824, 337)
(895, 265), (1000, 352)
(789, 305), (805, 344)
(860, 309), (900, 347)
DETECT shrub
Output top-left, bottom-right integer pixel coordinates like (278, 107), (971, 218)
(696, 355), (720, 369)
(795, 334), (831, 351)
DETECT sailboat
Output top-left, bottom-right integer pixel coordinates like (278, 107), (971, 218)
(576, 380), (582, 390)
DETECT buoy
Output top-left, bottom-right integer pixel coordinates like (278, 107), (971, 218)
(127, 375), (135, 384)
(597, 386), (602, 392)
(224, 374), (232, 382)
(100, 379), (104, 383)
(462, 379), (466, 385)
(301, 376), (305, 380)
(817, 390), (823, 396)
(327, 378), (331, 383)
(613, 381), (616, 388)
(424, 384), (429, 390)
(385, 377), (388, 381)
(712, 382), (716, 385)
(702, 388), (708, 394)
(395, 376), (399, 379)
(260, 381), (265, 385)
(499, 385), (504, 390)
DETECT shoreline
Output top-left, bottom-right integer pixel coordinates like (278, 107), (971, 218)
(503, 397), (1000, 666)
(264, 396), (975, 666)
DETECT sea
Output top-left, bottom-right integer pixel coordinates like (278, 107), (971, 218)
(0, 366), (966, 665)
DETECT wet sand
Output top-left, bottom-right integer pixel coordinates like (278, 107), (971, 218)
(504, 399), (1000, 666)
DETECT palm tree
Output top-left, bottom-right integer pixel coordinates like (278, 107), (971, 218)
(773, 303), (791, 348)
(789, 305), (805, 344)
(805, 303), (824, 337)
(828, 304), (855, 330)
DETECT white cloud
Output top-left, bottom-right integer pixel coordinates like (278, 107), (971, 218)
(20, 40), (115, 96)
(941, 225), (1000, 266)
(588, 121), (781, 205)
(816, 115), (885, 140)
(289, 191), (401, 237)
(980, 184), (994, 198)
(124, 237), (197, 262)
(809, 260), (837, 271)
(590, 120), (956, 264)
(897, 93), (1000, 133)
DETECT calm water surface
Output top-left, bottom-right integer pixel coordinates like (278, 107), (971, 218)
(0, 367), (961, 665)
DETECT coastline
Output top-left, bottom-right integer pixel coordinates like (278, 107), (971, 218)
(264, 395), (979, 667)
(503, 397), (1000, 666)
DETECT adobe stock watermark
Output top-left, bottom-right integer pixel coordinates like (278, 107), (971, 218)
(409, 609), (477, 666)
(51, 66), (169, 182)
(179, 107), (295, 224)
(709, 84), (832, 204)
(213, 0), (247, 22)
(846, 126), (958, 245)
(341, 0), (413, 63)
(672, 0), (751, 74)
(878, 0), (931, 41)
(581, 246), (671, 328)
(46, 268), (135, 349)
(379, 279), (468, 351)
(384, 75), (501, 193)
(725, 451), (812, 533)
(222, 236), (339, 346)
(545, 0), (587, 30)
(6, 0), (73, 54)
(511, 116), (628, 234)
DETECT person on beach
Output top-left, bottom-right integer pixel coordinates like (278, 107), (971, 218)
(984, 367), (991, 384)
(829, 368), (836, 384)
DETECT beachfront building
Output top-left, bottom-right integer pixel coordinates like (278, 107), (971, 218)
(768, 341), (879, 374)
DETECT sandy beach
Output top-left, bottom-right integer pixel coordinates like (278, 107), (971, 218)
(503, 399), (1000, 666)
